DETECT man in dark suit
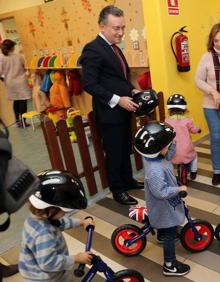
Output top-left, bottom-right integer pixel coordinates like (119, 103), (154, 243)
(80, 5), (143, 205)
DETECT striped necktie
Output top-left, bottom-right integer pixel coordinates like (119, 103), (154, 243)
(112, 44), (128, 79)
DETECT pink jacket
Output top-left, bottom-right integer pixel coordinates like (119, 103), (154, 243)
(165, 116), (200, 164)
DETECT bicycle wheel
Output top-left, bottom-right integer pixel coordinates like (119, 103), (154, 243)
(112, 269), (144, 282)
(111, 224), (146, 256)
(180, 220), (214, 252)
(214, 224), (220, 240)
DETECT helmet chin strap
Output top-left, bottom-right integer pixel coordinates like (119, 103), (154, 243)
(48, 219), (61, 227)
(46, 208), (62, 227)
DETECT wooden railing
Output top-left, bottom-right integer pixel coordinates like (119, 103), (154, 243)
(41, 91), (165, 197)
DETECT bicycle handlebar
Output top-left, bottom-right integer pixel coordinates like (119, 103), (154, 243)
(179, 191), (188, 198)
(74, 216), (94, 278)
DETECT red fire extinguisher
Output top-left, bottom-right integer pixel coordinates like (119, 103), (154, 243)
(170, 26), (190, 72)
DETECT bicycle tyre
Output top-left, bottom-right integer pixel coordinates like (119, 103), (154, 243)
(112, 269), (145, 282)
(180, 219), (214, 252)
(214, 224), (220, 240)
(111, 224), (146, 256)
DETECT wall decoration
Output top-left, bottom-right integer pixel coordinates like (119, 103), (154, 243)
(141, 27), (146, 39)
(81, 0), (92, 13)
(28, 21), (38, 49)
(104, 0), (116, 4)
(60, 7), (72, 46)
(37, 7), (44, 27)
(129, 28), (139, 50)
(0, 0), (148, 68)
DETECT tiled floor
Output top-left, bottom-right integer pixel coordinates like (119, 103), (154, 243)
(1, 124), (220, 281)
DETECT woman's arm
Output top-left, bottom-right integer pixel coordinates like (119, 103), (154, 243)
(195, 53), (214, 94)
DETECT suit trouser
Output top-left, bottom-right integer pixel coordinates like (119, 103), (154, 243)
(98, 120), (133, 194)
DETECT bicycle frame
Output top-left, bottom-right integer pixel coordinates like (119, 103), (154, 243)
(177, 163), (188, 185)
(82, 255), (115, 282)
(78, 224), (118, 282)
(177, 164), (202, 241)
(182, 200), (203, 241)
(124, 223), (155, 247)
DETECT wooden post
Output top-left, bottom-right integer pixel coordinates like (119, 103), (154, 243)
(56, 119), (79, 177)
(41, 117), (64, 170)
(73, 115), (98, 196)
(158, 91), (165, 121)
(131, 114), (143, 170)
(88, 111), (108, 189)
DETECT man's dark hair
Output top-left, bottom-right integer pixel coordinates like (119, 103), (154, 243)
(98, 5), (124, 25)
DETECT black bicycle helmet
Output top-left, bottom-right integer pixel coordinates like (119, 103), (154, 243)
(134, 121), (176, 158)
(132, 89), (159, 116)
(167, 94), (187, 110)
(29, 170), (87, 211)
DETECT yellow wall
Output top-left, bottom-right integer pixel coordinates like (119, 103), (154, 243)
(0, 0), (44, 14)
(142, 0), (220, 140)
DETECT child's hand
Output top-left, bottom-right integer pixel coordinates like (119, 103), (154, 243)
(178, 185), (187, 192)
(75, 252), (93, 264)
(81, 218), (95, 229)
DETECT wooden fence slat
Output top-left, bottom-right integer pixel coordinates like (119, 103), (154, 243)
(158, 91), (165, 121)
(41, 117), (64, 170)
(56, 119), (79, 177)
(73, 115), (98, 196)
(132, 114), (143, 170)
(88, 112), (108, 189)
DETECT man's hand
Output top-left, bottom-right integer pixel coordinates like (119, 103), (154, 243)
(119, 96), (139, 112)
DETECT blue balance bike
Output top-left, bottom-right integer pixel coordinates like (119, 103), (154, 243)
(74, 217), (144, 281)
(176, 164), (220, 243)
(111, 164), (214, 256)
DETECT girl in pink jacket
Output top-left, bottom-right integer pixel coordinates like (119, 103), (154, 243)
(165, 94), (201, 180)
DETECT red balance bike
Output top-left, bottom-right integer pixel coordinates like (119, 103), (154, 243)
(111, 164), (214, 256)
(74, 216), (145, 281)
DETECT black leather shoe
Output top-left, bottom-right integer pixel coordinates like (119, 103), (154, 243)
(212, 174), (220, 186)
(113, 192), (138, 205)
(0, 263), (18, 277)
(126, 179), (144, 190)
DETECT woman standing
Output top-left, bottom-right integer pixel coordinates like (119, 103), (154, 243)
(195, 23), (220, 186)
(0, 39), (31, 127)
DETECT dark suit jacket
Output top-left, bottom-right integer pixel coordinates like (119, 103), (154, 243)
(80, 35), (134, 124)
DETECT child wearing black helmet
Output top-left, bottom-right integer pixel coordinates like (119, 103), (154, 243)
(134, 121), (190, 277)
(166, 94), (201, 180)
(19, 170), (95, 282)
